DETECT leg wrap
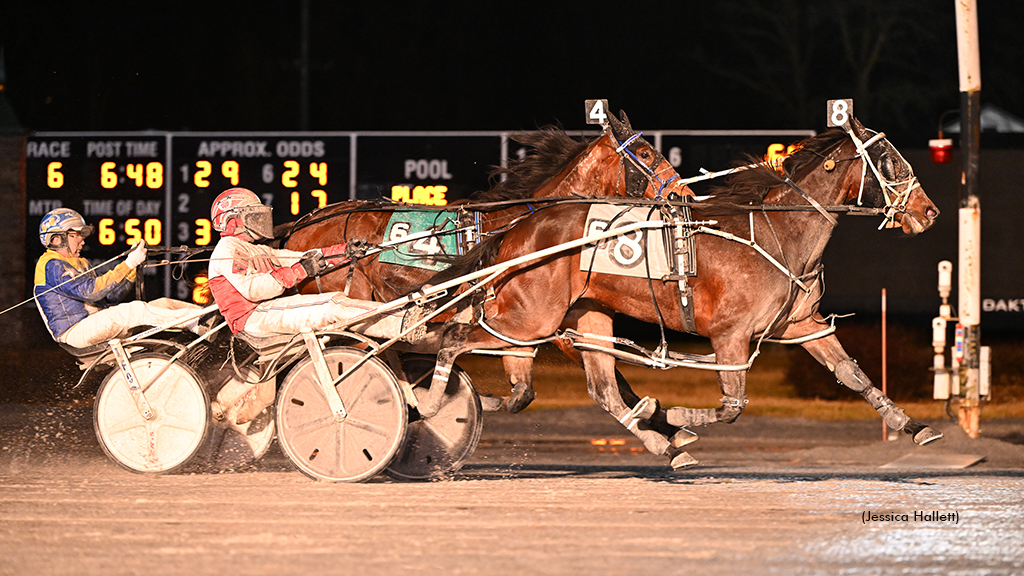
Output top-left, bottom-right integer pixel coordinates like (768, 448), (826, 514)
(835, 358), (870, 392)
(862, 387), (909, 431)
(666, 407), (717, 428)
(715, 395), (747, 424)
(618, 403), (671, 456)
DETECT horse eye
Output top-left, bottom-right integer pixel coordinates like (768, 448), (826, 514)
(640, 150), (651, 160)
(879, 156), (894, 178)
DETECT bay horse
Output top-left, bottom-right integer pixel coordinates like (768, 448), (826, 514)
(422, 118), (942, 469)
(284, 111), (690, 412)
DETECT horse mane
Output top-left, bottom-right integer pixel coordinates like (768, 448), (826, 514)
(704, 128), (850, 206)
(469, 126), (589, 203)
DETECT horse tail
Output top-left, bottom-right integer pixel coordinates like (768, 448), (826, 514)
(417, 231), (506, 290)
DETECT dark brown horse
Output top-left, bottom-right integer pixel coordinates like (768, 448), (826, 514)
(422, 118), (942, 469)
(284, 111), (690, 411)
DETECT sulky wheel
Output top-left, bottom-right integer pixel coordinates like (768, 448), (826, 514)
(93, 352), (210, 474)
(275, 347), (408, 483)
(198, 368), (277, 471)
(386, 355), (482, 481)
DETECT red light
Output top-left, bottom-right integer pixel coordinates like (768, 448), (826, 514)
(929, 138), (954, 164)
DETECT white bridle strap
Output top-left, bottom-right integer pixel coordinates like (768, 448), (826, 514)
(846, 128), (919, 229)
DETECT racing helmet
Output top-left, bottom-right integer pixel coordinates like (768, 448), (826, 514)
(211, 187), (273, 240)
(39, 208), (94, 247)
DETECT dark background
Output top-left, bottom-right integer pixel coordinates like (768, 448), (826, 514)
(2, 0), (1023, 142)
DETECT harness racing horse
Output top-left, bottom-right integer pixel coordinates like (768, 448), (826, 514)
(424, 118), (942, 469)
(284, 111), (690, 413)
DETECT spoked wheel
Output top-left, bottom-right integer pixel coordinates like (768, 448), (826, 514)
(386, 355), (483, 481)
(93, 352), (210, 474)
(199, 368), (277, 471)
(275, 347), (408, 483)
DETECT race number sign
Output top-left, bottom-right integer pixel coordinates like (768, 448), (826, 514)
(379, 210), (461, 271)
(827, 99), (853, 128)
(585, 99), (610, 125)
(580, 204), (672, 279)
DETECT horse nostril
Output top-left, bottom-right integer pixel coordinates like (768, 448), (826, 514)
(926, 208), (938, 219)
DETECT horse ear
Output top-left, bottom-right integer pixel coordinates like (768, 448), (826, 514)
(608, 110), (633, 142)
(848, 116), (869, 139)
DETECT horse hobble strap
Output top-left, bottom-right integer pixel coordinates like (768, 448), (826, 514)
(660, 204), (698, 334)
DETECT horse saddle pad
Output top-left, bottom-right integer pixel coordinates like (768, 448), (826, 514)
(580, 204), (676, 279)
(379, 209), (463, 271)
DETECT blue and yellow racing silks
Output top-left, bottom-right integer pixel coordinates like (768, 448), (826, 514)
(33, 250), (136, 341)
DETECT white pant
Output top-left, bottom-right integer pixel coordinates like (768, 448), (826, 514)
(243, 292), (406, 338)
(60, 298), (202, 348)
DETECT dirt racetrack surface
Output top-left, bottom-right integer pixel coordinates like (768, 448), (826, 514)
(2, 403), (1023, 575)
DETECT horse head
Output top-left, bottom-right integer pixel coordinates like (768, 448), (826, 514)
(844, 118), (940, 235)
(601, 110), (690, 199)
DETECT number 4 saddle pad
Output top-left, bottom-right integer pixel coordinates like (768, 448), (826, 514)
(379, 209), (462, 271)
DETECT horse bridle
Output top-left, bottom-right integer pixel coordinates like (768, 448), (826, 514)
(608, 130), (684, 200)
(845, 128), (921, 230)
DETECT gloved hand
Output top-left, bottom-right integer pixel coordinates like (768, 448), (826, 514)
(125, 241), (148, 269)
(298, 249), (328, 278)
(345, 238), (373, 259)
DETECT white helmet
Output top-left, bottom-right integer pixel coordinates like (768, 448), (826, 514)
(210, 188), (273, 240)
(39, 208), (94, 247)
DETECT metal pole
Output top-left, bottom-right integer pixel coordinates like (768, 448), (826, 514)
(955, 0), (982, 438)
(881, 288), (888, 442)
(299, 0), (310, 131)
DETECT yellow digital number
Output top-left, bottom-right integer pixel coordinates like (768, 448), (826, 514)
(290, 191), (300, 215)
(100, 162), (117, 189)
(765, 143), (799, 168)
(144, 218), (162, 245)
(192, 273), (212, 305)
(194, 218), (211, 246)
(98, 218), (116, 245)
(124, 218), (142, 246)
(194, 160), (212, 187)
(126, 163), (144, 187)
(222, 160), (239, 186)
(282, 160), (300, 187)
(311, 189), (327, 209)
(310, 162), (327, 186)
(47, 162), (64, 188)
(146, 162), (163, 189)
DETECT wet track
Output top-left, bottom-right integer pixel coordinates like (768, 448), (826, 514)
(2, 404), (1023, 576)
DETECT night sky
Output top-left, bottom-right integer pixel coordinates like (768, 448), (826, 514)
(3, 0), (1023, 144)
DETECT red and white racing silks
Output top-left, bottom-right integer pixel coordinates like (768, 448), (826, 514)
(208, 236), (409, 339)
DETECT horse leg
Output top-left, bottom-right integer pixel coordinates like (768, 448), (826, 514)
(418, 323), (509, 418)
(665, 334), (750, 429)
(578, 347), (698, 470)
(799, 332), (943, 445)
(555, 302), (691, 446)
(497, 353), (537, 413)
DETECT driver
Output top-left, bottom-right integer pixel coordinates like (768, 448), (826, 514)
(34, 208), (207, 348)
(206, 187), (420, 341)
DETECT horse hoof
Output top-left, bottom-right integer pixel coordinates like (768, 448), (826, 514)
(670, 451), (699, 470)
(913, 426), (944, 446)
(505, 383), (535, 414)
(669, 428), (699, 448)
